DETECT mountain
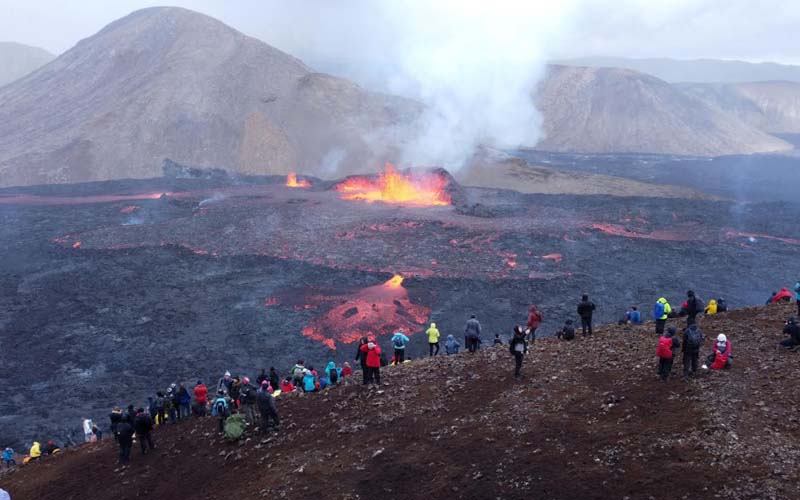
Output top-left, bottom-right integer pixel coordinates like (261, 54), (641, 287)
(533, 65), (792, 156)
(0, 7), (421, 187)
(556, 56), (800, 84)
(0, 41), (55, 87)
(677, 81), (800, 134)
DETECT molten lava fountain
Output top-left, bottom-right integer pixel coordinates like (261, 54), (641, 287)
(286, 172), (311, 188)
(335, 163), (451, 206)
(300, 274), (429, 349)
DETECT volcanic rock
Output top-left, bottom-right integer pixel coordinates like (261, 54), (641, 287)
(0, 7), (421, 188)
(0, 41), (54, 87)
(534, 65), (792, 156)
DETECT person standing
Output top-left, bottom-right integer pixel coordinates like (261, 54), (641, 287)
(682, 323), (704, 379)
(653, 297), (671, 334)
(269, 367), (280, 391)
(239, 377), (258, 425)
(359, 340), (382, 385)
(464, 315), (482, 353)
(193, 380), (208, 416)
(257, 381), (280, 432)
(355, 337), (370, 385)
(526, 305), (542, 342)
(177, 383), (191, 419)
(577, 294), (596, 337)
(391, 329), (411, 364)
(509, 326), (528, 379)
(109, 407), (123, 442)
(685, 290), (704, 326)
(134, 408), (154, 455)
(116, 419), (134, 465)
(211, 390), (231, 434)
(655, 327), (681, 381)
(426, 322), (440, 356)
(794, 282), (800, 315)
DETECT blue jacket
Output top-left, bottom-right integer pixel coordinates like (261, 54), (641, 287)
(627, 310), (642, 324)
(445, 335), (460, 354)
(391, 332), (410, 349)
(303, 372), (316, 392)
(795, 282), (800, 300)
(2, 448), (13, 462)
(325, 361), (341, 382)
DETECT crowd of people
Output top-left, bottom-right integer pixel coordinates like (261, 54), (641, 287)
(4, 283), (798, 469)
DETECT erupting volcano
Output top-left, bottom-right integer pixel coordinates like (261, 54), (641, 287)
(335, 163), (452, 206)
(297, 274), (429, 350)
(285, 173), (311, 188)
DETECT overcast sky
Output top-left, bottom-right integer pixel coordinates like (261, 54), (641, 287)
(2, 0), (800, 66)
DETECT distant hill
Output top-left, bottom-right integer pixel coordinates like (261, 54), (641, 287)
(0, 41), (54, 87)
(0, 7), (421, 187)
(533, 65), (792, 156)
(678, 81), (800, 134)
(556, 56), (800, 84)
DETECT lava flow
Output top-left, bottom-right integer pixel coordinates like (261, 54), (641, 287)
(296, 274), (429, 350)
(335, 163), (451, 206)
(286, 172), (311, 188)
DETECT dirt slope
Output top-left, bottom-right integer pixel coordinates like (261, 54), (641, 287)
(2, 303), (798, 499)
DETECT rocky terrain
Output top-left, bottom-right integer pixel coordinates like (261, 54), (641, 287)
(534, 65), (792, 156)
(1, 303), (798, 500)
(0, 42), (54, 87)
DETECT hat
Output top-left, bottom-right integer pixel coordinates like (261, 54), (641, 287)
(224, 371), (231, 377)
(197, 380), (203, 385)
(717, 334), (727, 343)
(261, 380), (269, 386)
(243, 377), (250, 385)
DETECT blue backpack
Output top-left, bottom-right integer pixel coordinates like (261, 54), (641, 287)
(393, 335), (405, 348)
(653, 302), (665, 319)
(212, 398), (229, 417)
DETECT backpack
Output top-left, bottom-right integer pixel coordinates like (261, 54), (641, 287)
(329, 369), (338, 384)
(653, 302), (665, 320)
(686, 327), (704, 347)
(656, 337), (673, 359)
(212, 398), (229, 417)
(223, 414), (246, 440)
(393, 335), (405, 348)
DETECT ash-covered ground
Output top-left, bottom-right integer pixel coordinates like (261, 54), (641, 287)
(1, 170), (799, 447)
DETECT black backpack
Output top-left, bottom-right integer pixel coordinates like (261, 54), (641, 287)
(686, 327), (704, 347)
(329, 369), (339, 384)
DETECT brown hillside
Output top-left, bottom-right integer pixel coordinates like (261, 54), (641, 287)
(1, 303), (798, 499)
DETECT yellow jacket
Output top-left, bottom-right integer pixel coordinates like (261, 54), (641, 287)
(705, 300), (717, 315)
(30, 441), (41, 458)
(656, 298), (671, 320)
(426, 323), (440, 343)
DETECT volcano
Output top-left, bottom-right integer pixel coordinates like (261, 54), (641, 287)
(335, 163), (452, 206)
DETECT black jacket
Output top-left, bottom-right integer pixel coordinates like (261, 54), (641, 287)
(686, 295), (703, 317)
(577, 300), (596, 319)
(269, 370), (280, 390)
(784, 323), (800, 344)
(509, 333), (527, 355)
(134, 414), (153, 435)
(256, 391), (277, 413)
(355, 342), (368, 367)
(117, 422), (134, 446)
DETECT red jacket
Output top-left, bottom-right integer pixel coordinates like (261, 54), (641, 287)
(342, 366), (353, 377)
(360, 343), (382, 368)
(773, 288), (792, 303)
(711, 341), (731, 370)
(194, 384), (208, 404)
(280, 380), (295, 393)
(527, 306), (542, 329)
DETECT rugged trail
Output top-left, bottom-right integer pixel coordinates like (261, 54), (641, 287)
(2, 303), (798, 499)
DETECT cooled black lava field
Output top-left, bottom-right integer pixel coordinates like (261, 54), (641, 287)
(1, 169), (798, 447)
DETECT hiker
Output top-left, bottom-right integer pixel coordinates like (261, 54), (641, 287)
(359, 339), (382, 385)
(302, 369), (317, 392)
(626, 306), (643, 325)
(109, 407), (123, 442)
(134, 408), (154, 455)
(427, 322), (440, 356)
(291, 361), (306, 385)
(780, 316), (800, 348)
(557, 319), (576, 341)
(279, 377), (295, 393)
(256, 368), (268, 386)
(682, 323), (704, 378)
(464, 315), (482, 353)
(218, 371), (233, 395)
(391, 329), (411, 364)
(445, 334), (461, 355)
(177, 383), (191, 419)
(653, 297), (671, 334)
(166, 384), (178, 423)
(766, 292), (777, 305)
(341, 362), (353, 377)
(655, 327), (681, 381)
(706, 334), (732, 370)
(493, 333), (503, 346)
(92, 425), (102, 441)
(685, 290), (704, 326)
(239, 377), (258, 425)
(773, 287), (792, 303)
(257, 381), (280, 432)
(795, 282), (800, 315)
(116, 420), (134, 465)
(42, 441), (61, 455)
(211, 390), (231, 433)
(526, 305), (543, 341)
(355, 337), (370, 384)
(325, 361), (341, 385)
(82, 418), (94, 443)
(229, 377), (242, 409)
(153, 391), (166, 425)
(704, 299), (718, 315)
(509, 325), (528, 378)
(716, 297), (728, 313)
(2, 447), (15, 468)
(194, 380), (208, 416)
(269, 367), (280, 390)
(577, 294), (596, 336)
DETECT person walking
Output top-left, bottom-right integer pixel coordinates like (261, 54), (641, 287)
(464, 315), (482, 353)
(257, 381), (280, 432)
(577, 294), (596, 337)
(653, 297), (671, 334)
(133, 408), (154, 455)
(526, 305), (542, 342)
(359, 339), (382, 385)
(116, 419), (134, 465)
(656, 327), (681, 381)
(426, 322), (440, 356)
(509, 325), (528, 379)
(682, 323), (704, 379)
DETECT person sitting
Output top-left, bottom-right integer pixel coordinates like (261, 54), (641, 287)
(2, 447), (16, 468)
(325, 361), (341, 385)
(493, 333), (503, 346)
(42, 441), (61, 455)
(706, 334), (732, 369)
(704, 299), (718, 315)
(780, 316), (800, 349)
(556, 320), (576, 340)
(279, 377), (295, 393)
(445, 334), (461, 355)
(302, 370), (317, 392)
(716, 297), (728, 313)
(318, 376), (329, 390)
(26, 442), (41, 463)
(625, 306), (642, 325)
(341, 362), (353, 378)
(773, 287), (793, 303)
(766, 292), (777, 305)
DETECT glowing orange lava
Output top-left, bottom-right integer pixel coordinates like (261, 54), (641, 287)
(286, 173), (311, 188)
(335, 163), (451, 206)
